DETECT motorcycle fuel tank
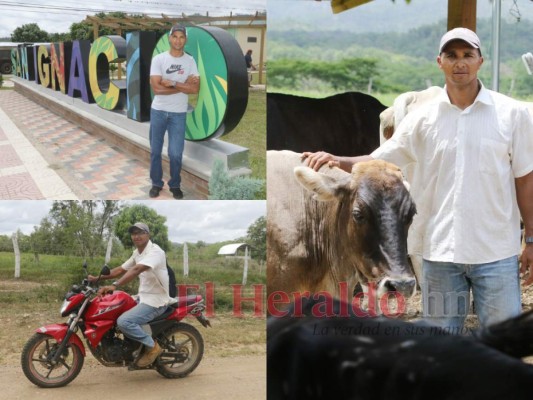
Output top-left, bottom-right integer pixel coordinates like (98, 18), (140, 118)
(84, 291), (137, 322)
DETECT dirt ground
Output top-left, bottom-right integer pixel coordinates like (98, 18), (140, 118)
(0, 280), (266, 399)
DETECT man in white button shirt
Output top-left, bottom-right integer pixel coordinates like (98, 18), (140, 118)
(90, 222), (170, 367)
(302, 28), (533, 330)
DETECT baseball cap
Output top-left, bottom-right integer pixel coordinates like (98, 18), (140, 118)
(439, 27), (481, 54)
(128, 222), (150, 234)
(169, 24), (187, 36)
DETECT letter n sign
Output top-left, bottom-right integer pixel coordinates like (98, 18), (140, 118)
(152, 26), (249, 141)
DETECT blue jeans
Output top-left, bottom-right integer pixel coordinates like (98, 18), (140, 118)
(421, 256), (521, 331)
(149, 108), (186, 189)
(117, 302), (168, 347)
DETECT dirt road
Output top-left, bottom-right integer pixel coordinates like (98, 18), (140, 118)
(0, 355), (265, 399)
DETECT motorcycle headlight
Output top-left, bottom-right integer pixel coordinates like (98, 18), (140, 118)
(60, 299), (71, 317)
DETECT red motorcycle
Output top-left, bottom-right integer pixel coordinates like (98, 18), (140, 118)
(21, 263), (210, 388)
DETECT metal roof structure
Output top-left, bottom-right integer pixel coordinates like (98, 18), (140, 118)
(218, 243), (251, 256)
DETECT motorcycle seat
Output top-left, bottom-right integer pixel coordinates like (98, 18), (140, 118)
(169, 295), (203, 308)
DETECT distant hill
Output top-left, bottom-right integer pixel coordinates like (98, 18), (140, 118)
(267, 0), (533, 33)
(268, 18), (533, 63)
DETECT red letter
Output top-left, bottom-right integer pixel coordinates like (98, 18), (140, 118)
(379, 291), (406, 318)
(267, 291), (290, 317)
(290, 291), (311, 317)
(232, 284), (264, 317)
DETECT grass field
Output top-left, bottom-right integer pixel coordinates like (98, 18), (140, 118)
(219, 89), (266, 198)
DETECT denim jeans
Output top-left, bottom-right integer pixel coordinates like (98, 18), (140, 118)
(149, 108), (186, 189)
(421, 256), (521, 331)
(117, 302), (168, 347)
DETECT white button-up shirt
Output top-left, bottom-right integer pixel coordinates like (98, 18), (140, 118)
(371, 83), (533, 264)
(121, 240), (169, 307)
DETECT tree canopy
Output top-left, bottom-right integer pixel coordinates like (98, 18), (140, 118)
(11, 23), (49, 42)
(113, 204), (169, 251)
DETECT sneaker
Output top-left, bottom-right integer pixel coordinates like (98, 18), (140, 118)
(170, 187), (183, 199)
(149, 186), (162, 198)
(136, 342), (163, 368)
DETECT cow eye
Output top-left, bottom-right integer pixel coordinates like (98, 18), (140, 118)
(352, 209), (365, 223)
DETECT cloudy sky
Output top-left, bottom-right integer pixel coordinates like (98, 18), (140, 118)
(0, 0), (266, 38)
(0, 200), (266, 243)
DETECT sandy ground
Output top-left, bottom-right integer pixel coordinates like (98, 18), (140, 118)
(1, 354), (265, 399)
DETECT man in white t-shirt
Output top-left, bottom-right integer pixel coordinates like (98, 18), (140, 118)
(91, 222), (170, 367)
(301, 28), (533, 330)
(148, 24), (200, 199)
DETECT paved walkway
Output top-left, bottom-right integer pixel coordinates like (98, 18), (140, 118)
(0, 85), (189, 200)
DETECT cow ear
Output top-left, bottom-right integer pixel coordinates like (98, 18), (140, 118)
(293, 166), (347, 201)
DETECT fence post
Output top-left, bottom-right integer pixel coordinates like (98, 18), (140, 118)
(242, 246), (249, 285)
(183, 243), (189, 277)
(105, 236), (113, 264)
(12, 232), (20, 278)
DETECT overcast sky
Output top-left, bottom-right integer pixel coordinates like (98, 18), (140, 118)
(0, 200), (266, 244)
(0, 0), (266, 38)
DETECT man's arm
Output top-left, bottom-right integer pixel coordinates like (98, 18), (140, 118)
(88, 266), (125, 283)
(150, 75), (200, 95)
(301, 151), (374, 172)
(516, 170), (533, 285)
(97, 264), (151, 296)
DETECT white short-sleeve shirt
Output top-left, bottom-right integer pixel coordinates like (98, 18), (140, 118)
(150, 51), (199, 113)
(371, 82), (533, 264)
(121, 241), (170, 307)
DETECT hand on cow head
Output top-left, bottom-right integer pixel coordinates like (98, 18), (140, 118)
(293, 166), (351, 202)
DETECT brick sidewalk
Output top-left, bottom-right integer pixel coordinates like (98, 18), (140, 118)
(0, 90), (196, 200)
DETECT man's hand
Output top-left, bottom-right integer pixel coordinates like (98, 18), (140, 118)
(520, 244), (533, 285)
(97, 285), (116, 297)
(301, 151), (339, 171)
(87, 275), (99, 283)
(161, 79), (175, 88)
(186, 75), (199, 84)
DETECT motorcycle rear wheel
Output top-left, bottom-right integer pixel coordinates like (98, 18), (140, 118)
(156, 323), (204, 378)
(21, 333), (84, 388)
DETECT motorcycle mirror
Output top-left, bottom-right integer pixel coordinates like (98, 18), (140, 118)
(101, 265), (111, 276)
(82, 260), (88, 276)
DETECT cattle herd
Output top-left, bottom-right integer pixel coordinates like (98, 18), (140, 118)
(266, 88), (533, 399)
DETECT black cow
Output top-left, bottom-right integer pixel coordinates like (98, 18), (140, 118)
(268, 298), (533, 400)
(267, 92), (387, 155)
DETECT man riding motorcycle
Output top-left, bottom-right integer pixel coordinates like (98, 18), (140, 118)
(89, 222), (170, 368)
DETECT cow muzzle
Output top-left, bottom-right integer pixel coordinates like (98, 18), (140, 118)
(378, 277), (416, 299)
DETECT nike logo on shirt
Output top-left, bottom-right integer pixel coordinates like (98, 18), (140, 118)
(166, 64), (184, 74)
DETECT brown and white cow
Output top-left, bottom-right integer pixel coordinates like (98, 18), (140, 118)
(267, 150), (417, 301)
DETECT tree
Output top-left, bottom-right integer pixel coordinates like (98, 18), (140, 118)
(30, 200), (121, 258)
(11, 23), (49, 42)
(247, 216), (266, 263)
(114, 205), (169, 251)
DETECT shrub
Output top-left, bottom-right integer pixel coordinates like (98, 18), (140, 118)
(208, 159), (264, 200)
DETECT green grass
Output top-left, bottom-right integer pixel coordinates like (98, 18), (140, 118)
(219, 89), (266, 198)
(0, 251), (266, 314)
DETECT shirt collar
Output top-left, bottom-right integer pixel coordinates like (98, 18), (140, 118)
(440, 80), (493, 109)
(135, 240), (153, 256)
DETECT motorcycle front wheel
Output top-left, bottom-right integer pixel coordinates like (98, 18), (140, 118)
(21, 333), (84, 388)
(156, 323), (204, 378)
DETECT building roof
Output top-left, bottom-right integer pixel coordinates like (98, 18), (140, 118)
(218, 243), (250, 256)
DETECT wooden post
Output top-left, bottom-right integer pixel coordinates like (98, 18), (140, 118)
(12, 233), (20, 279)
(448, 0), (477, 31)
(183, 243), (189, 277)
(258, 27), (266, 84)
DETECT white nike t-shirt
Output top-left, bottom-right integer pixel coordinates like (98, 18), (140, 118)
(150, 51), (199, 113)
